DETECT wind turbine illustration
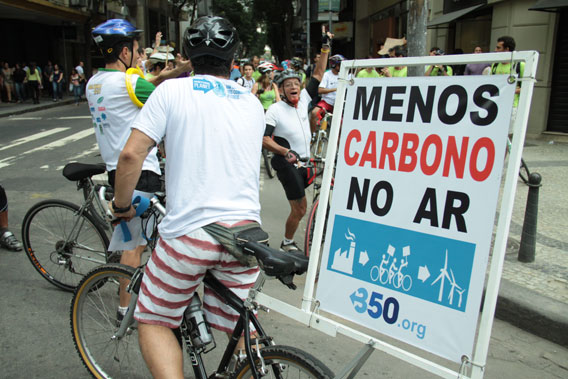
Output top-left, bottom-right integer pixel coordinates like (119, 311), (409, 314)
(447, 268), (462, 306)
(431, 250), (451, 302)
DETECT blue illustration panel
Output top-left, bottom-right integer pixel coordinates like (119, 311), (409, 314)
(327, 215), (476, 311)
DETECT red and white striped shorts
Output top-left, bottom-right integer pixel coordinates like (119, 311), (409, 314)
(134, 227), (260, 332)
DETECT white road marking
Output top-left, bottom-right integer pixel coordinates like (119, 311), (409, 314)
(67, 143), (100, 161)
(40, 165), (49, 169)
(56, 116), (92, 120)
(27, 128), (94, 153)
(0, 127), (70, 152)
(0, 128), (95, 169)
(8, 117), (42, 120)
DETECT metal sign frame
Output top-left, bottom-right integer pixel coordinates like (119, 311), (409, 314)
(251, 51), (539, 378)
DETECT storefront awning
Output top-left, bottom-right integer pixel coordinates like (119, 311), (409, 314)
(427, 4), (484, 27)
(529, 0), (568, 12)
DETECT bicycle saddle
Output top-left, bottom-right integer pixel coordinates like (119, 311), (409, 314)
(241, 241), (309, 277)
(63, 162), (106, 181)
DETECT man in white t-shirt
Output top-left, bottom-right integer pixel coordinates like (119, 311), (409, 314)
(309, 54), (344, 132)
(236, 61), (255, 91)
(110, 16), (265, 377)
(263, 33), (332, 253)
(88, 19), (190, 320)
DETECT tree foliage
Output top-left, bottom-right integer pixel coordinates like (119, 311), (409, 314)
(252, 0), (295, 61)
(211, 0), (266, 58)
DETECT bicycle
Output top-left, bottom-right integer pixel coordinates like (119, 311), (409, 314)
(303, 159), (334, 257)
(311, 109), (332, 173)
(22, 162), (116, 292)
(70, 196), (334, 379)
(507, 137), (531, 184)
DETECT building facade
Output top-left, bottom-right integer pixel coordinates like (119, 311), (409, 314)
(0, 0), (185, 79)
(353, 0), (566, 137)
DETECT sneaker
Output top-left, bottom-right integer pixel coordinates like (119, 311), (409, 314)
(0, 231), (23, 252)
(280, 240), (302, 253)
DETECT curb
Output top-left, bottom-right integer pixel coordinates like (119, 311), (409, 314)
(496, 279), (568, 347)
(0, 98), (78, 118)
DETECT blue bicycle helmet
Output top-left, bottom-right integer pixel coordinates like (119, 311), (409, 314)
(92, 19), (142, 58)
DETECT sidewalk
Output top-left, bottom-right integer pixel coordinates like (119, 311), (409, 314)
(496, 136), (568, 347)
(2, 99), (567, 347)
(0, 94), (80, 118)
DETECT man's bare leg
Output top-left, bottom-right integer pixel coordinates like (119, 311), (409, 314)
(285, 197), (307, 240)
(119, 245), (145, 307)
(139, 323), (184, 379)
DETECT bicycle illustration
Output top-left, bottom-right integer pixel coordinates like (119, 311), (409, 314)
(369, 246), (412, 292)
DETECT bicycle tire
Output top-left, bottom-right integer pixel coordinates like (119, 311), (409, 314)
(262, 148), (275, 179)
(303, 197), (330, 258)
(22, 200), (110, 291)
(519, 158), (530, 185)
(232, 345), (334, 379)
(82, 180), (111, 231)
(70, 264), (149, 379)
(304, 196), (320, 256)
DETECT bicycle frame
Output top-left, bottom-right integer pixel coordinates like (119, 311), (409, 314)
(115, 266), (273, 379)
(53, 185), (108, 264)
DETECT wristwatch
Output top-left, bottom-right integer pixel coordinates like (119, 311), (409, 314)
(112, 199), (132, 214)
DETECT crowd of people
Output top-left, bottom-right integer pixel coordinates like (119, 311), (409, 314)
(0, 60), (87, 105)
(1, 17), (524, 377)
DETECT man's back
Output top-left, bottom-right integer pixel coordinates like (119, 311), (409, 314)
(86, 69), (159, 173)
(132, 75), (265, 238)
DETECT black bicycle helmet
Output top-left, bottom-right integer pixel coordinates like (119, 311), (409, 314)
(92, 19), (142, 59)
(329, 54), (345, 69)
(291, 57), (303, 69)
(182, 16), (239, 62)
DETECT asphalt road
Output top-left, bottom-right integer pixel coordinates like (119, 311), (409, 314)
(0, 104), (567, 378)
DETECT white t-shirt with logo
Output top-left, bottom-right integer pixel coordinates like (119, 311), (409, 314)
(131, 75), (265, 239)
(86, 69), (160, 174)
(319, 70), (339, 106)
(265, 89), (312, 159)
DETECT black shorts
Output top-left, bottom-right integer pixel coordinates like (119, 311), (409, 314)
(107, 170), (161, 193)
(272, 155), (311, 201)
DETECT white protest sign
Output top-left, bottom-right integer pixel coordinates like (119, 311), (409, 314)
(316, 75), (515, 362)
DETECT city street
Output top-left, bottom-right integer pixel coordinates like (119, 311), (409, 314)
(1, 104), (567, 378)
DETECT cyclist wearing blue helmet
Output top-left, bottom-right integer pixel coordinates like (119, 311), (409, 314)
(88, 19), (190, 322)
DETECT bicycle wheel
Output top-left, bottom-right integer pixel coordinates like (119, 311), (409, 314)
(519, 158), (530, 185)
(303, 197), (330, 258)
(233, 345), (334, 379)
(82, 180), (111, 231)
(304, 196), (320, 256)
(22, 200), (110, 291)
(262, 148), (275, 179)
(70, 264), (149, 379)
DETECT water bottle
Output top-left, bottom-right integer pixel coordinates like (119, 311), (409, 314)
(184, 294), (214, 348)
